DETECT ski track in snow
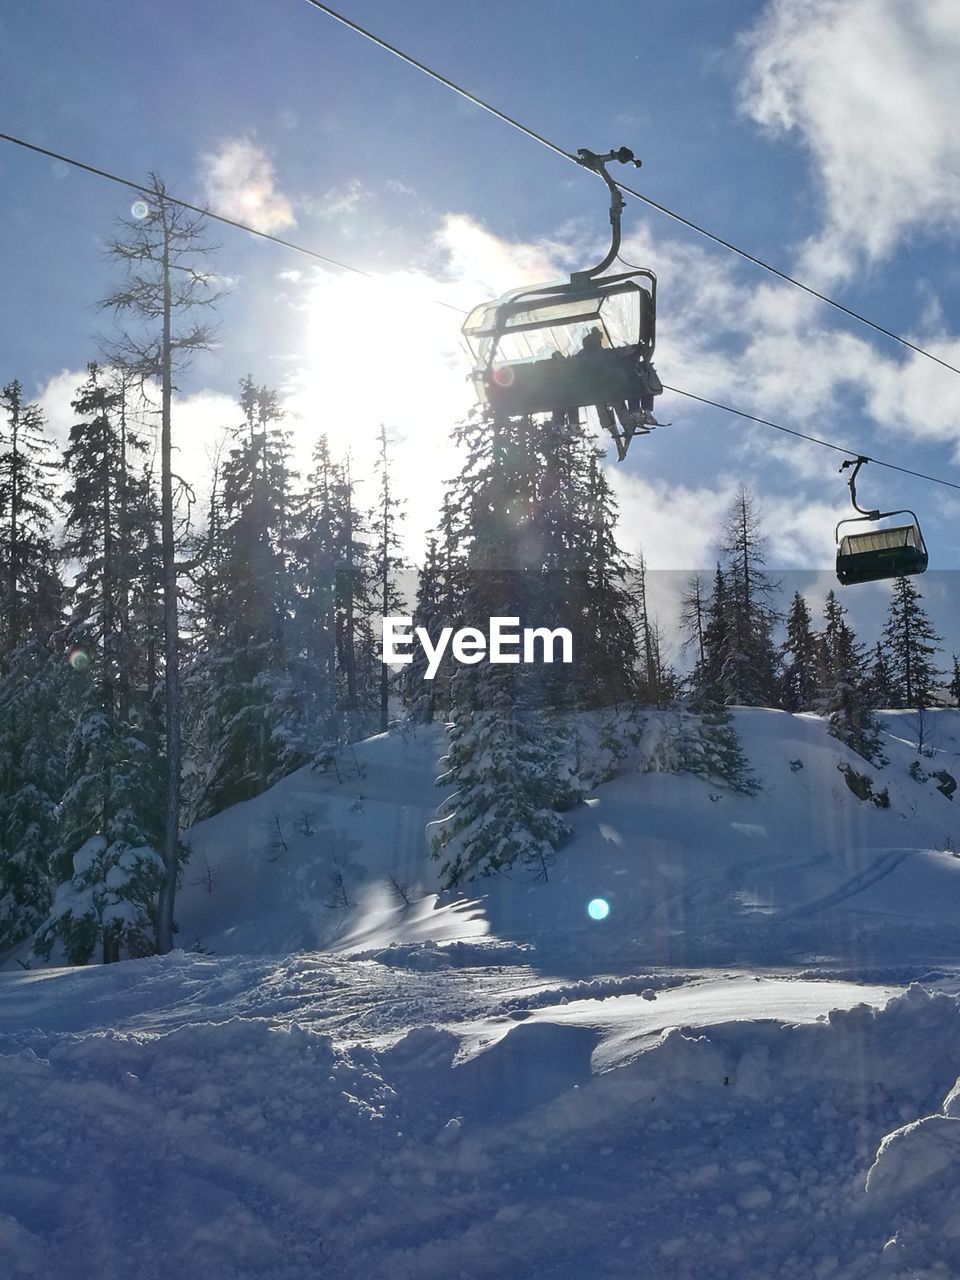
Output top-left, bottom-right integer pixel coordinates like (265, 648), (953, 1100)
(785, 847), (916, 919)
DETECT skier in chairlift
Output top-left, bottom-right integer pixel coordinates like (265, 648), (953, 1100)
(579, 327), (663, 460)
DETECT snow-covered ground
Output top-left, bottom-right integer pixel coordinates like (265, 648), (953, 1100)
(5, 710), (960, 1278)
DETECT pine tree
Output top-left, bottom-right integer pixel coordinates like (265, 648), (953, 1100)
(291, 433), (340, 755)
(677, 562), (757, 791)
(0, 384), (66, 952)
(679, 573), (709, 677)
(34, 836), (165, 966)
(949, 655), (960, 708)
(819, 590), (882, 761)
(867, 641), (894, 710)
(570, 449), (640, 709)
(331, 455), (378, 743)
(62, 365), (156, 726)
(0, 637), (72, 951)
(882, 576), (942, 709)
(718, 487), (780, 706)
(193, 378), (301, 815)
(401, 536), (446, 724)
(693, 565), (729, 704)
(433, 662), (579, 885)
(430, 413), (584, 884)
(0, 381), (63, 658)
(780, 591), (821, 712)
(41, 364), (165, 961)
(680, 703), (758, 793)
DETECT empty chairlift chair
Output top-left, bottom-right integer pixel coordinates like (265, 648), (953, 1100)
(835, 457), (929, 585)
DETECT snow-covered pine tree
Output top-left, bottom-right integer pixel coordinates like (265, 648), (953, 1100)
(679, 565), (756, 791)
(431, 412), (581, 885)
(0, 638), (71, 951)
(34, 835), (165, 966)
(818, 589), (882, 762)
(718, 487), (780, 706)
(62, 366), (157, 727)
(433, 661), (578, 885)
(882, 575), (942, 709)
(194, 378), (302, 815)
(679, 701), (758, 794)
(780, 591), (821, 712)
(523, 416), (639, 710)
(0, 384), (67, 951)
(400, 489), (470, 723)
(36, 365), (166, 962)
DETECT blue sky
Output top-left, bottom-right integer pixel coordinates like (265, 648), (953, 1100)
(3, 0), (960, 647)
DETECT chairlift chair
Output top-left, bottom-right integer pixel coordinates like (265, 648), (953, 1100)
(461, 147), (662, 455)
(835, 457), (929, 585)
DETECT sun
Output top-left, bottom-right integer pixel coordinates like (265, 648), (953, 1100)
(288, 269), (471, 455)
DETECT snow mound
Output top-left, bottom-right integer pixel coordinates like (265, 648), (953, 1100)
(2, 963), (960, 1279)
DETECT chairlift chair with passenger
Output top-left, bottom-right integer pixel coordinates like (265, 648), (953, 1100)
(461, 147), (663, 459)
(835, 456), (929, 585)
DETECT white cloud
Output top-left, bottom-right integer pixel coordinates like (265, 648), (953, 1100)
(606, 470), (738, 571)
(435, 213), (572, 301)
(36, 366), (239, 503)
(740, 0), (960, 282)
(36, 367), (85, 446)
(309, 179), (367, 220)
(198, 137), (295, 234)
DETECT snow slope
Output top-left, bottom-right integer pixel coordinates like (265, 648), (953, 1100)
(5, 709), (960, 1278)
(174, 708), (960, 970)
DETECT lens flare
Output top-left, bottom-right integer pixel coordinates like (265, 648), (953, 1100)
(492, 365), (515, 388)
(587, 897), (610, 921)
(131, 200), (149, 220)
(67, 648), (90, 671)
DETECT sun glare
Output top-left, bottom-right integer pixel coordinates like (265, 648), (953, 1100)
(294, 269), (470, 453)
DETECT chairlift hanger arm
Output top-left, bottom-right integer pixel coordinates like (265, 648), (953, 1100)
(840, 455), (881, 519)
(572, 146), (642, 284)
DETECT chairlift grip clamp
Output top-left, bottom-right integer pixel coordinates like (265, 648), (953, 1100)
(573, 145), (642, 282)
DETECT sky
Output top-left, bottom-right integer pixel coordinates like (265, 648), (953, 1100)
(3, 0), (960, 647)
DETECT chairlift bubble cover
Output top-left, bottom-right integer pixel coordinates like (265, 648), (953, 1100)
(836, 523), (929, 585)
(461, 271), (656, 417)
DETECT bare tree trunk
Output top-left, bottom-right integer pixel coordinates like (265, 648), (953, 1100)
(116, 379), (131, 724)
(344, 463), (357, 710)
(8, 389), (20, 649)
(156, 229), (180, 954)
(379, 427), (390, 734)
